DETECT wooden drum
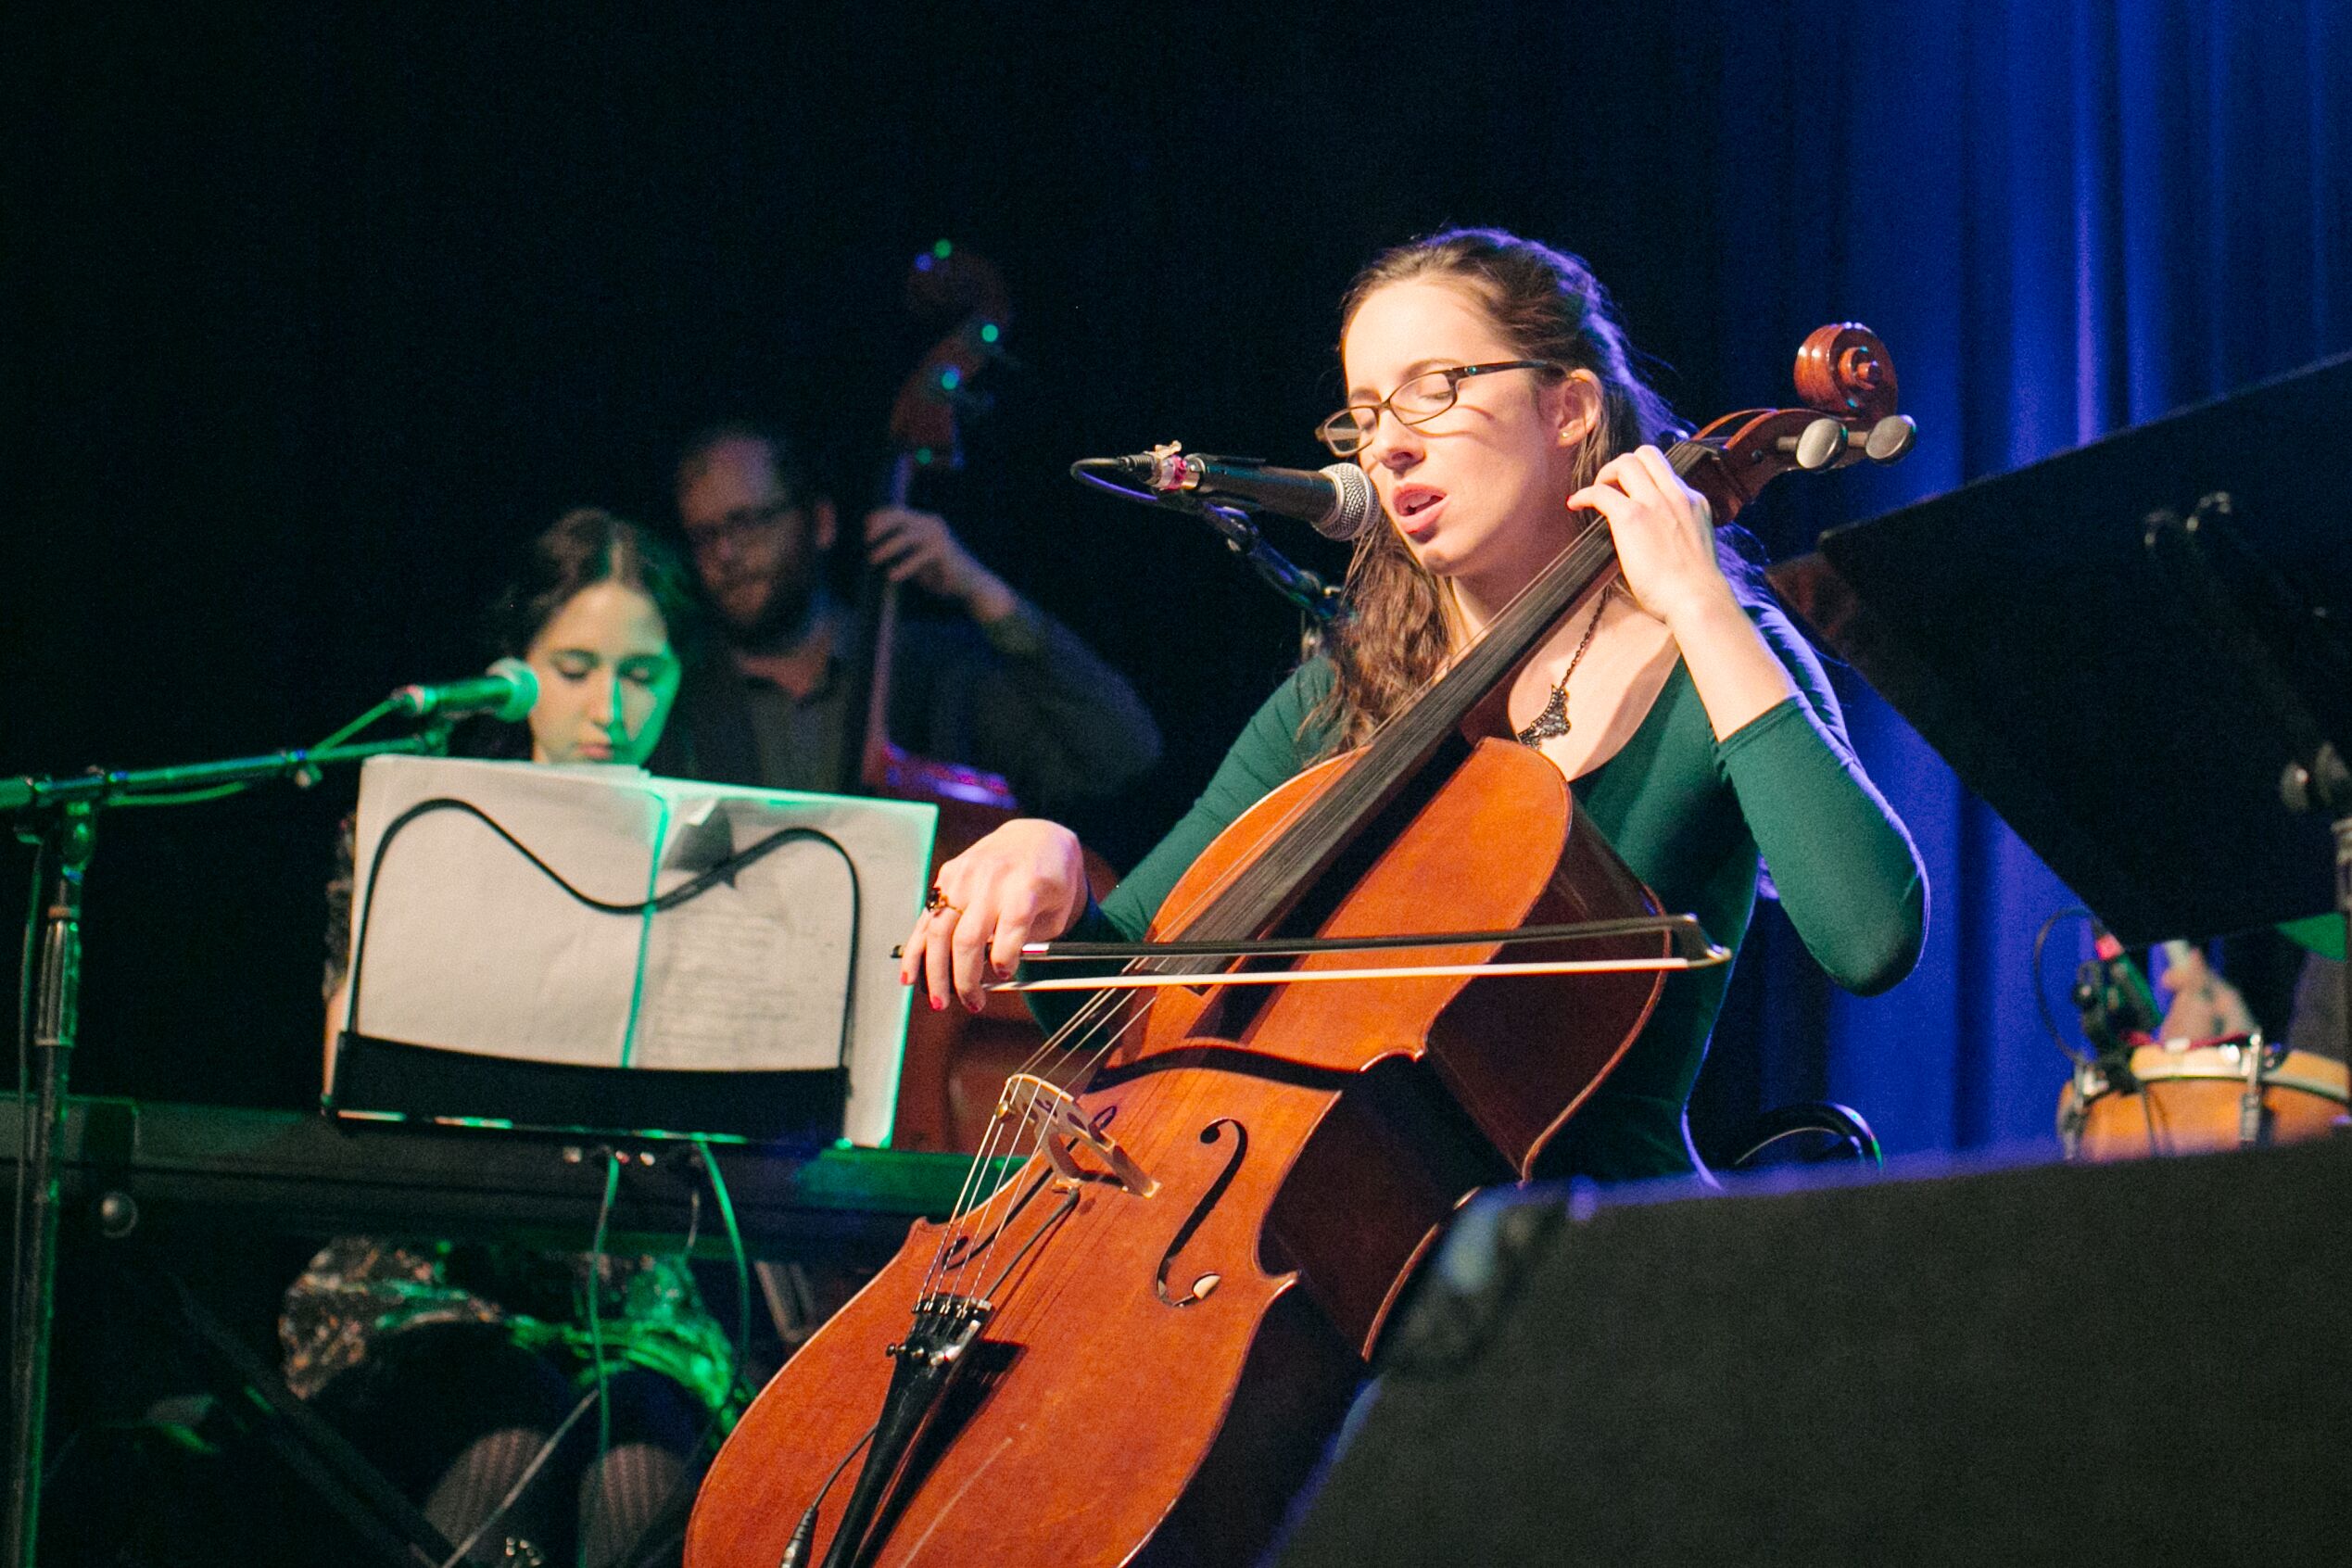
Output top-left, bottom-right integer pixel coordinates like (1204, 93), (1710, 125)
(2058, 1039), (2347, 1161)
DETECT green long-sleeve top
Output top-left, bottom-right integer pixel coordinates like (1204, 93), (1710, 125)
(1045, 598), (1927, 1182)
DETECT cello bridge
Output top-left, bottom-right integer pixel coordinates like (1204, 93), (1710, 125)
(999, 1074), (1157, 1197)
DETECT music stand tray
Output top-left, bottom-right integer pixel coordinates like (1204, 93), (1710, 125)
(1768, 351), (2352, 948)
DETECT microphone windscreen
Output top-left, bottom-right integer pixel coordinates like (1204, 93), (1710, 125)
(1315, 462), (1379, 541)
(487, 656), (538, 723)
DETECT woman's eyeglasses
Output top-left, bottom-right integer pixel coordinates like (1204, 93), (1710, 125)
(1316, 360), (1564, 457)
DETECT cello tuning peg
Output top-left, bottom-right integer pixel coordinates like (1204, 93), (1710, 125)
(1864, 414), (1917, 463)
(1780, 416), (1846, 471)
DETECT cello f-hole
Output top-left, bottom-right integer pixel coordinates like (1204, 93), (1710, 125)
(1156, 1119), (1248, 1309)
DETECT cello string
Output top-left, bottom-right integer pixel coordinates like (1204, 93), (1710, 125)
(921, 992), (1114, 1299)
(919, 1120), (1013, 1303)
(925, 973), (1127, 1254)
(937, 705), (1343, 1203)
(931, 1019), (1117, 1305)
(923, 1063), (1067, 1303)
(944, 1012), (1133, 1303)
(932, 1084), (1043, 1304)
(955, 934), (1276, 1302)
(940, 990), (1164, 1304)
(978, 1186), (1083, 1304)
(1203, 482), (1686, 956)
(971, 1062), (1208, 1350)
(1197, 525), (1619, 947)
(920, 1059), (1051, 1302)
(929, 738), (1402, 1298)
(921, 1087), (1023, 1291)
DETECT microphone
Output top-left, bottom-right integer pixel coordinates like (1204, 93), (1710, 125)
(2074, 919), (2163, 1055)
(386, 657), (538, 723)
(1076, 449), (1379, 541)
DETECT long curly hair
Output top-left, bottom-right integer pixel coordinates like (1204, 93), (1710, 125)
(1309, 229), (1677, 756)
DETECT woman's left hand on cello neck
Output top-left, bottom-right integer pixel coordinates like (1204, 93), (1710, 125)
(1570, 444), (1802, 743)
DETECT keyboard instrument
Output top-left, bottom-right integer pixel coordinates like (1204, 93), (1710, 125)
(1, 1095), (991, 1259)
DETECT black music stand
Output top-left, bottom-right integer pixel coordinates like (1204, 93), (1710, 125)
(1767, 353), (2352, 991)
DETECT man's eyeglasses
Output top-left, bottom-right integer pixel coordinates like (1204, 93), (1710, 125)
(1316, 360), (1564, 457)
(681, 497), (800, 558)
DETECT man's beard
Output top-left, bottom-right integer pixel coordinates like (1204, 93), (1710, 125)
(725, 564), (826, 652)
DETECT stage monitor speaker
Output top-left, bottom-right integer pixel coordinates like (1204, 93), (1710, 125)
(1271, 1140), (2352, 1567)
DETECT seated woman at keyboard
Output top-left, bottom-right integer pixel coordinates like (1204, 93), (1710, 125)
(290, 508), (733, 1568)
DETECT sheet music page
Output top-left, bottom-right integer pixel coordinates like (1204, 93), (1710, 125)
(343, 755), (934, 1144)
(636, 784), (934, 1143)
(631, 815), (854, 1072)
(348, 756), (664, 1067)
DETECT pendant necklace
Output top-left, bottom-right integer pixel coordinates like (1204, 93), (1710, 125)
(1513, 583), (1617, 747)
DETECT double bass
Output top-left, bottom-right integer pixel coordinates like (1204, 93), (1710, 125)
(851, 243), (1119, 1153)
(689, 326), (1916, 1567)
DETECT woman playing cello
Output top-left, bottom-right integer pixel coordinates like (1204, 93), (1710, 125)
(693, 226), (1933, 1568)
(901, 227), (1928, 1181)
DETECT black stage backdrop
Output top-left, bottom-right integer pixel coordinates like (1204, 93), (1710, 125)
(9, 4), (2343, 1149)
(1, 3), (1744, 1116)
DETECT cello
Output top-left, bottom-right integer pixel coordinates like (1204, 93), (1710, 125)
(852, 242), (1119, 1152)
(689, 325), (1916, 1567)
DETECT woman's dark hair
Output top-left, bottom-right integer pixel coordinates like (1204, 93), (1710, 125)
(487, 507), (704, 663)
(1309, 227), (1763, 757)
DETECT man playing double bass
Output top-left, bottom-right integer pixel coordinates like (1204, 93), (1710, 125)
(665, 422), (1161, 813)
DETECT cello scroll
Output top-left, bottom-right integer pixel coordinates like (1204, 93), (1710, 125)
(1671, 323), (1916, 523)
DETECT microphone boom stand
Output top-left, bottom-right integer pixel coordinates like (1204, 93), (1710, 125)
(6, 727), (449, 1568)
(1186, 496), (1345, 632)
(1069, 456), (1347, 643)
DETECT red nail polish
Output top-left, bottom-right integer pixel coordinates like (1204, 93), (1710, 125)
(929, 996), (944, 1012)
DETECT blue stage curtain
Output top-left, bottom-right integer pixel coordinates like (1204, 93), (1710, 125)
(1708, 0), (2352, 1155)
